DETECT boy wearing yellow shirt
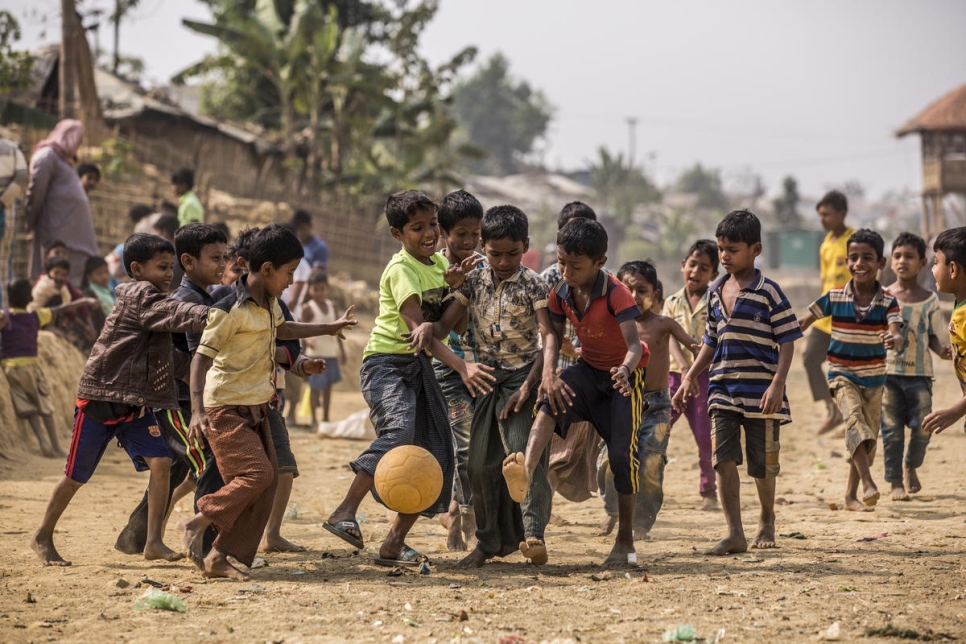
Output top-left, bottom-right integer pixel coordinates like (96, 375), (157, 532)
(803, 190), (854, 434)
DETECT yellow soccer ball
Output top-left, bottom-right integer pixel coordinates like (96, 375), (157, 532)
(373, 445), (444, 514)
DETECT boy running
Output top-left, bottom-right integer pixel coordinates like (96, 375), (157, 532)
(799, 229), (903, 511)
(673, 210), (802, 555)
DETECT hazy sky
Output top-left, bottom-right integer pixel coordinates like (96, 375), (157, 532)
(12, 0), (966, 200)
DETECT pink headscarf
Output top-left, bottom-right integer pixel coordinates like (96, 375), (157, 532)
(33, 119), (84, 161)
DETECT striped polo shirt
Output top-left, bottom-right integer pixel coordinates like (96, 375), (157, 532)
(704, 271), (803, 422)
(808, 280), (902, 388)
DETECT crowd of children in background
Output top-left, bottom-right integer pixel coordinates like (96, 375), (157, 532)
(4, 183), (966, 578)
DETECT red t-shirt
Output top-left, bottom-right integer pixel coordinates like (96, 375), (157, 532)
(548, 271), (649, 371)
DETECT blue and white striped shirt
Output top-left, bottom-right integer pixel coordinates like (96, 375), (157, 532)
(704, 271), (803, 423)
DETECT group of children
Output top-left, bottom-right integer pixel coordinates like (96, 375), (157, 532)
(10, 184), (966, 578)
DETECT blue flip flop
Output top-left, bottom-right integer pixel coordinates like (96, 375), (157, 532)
(322, 520), (364, 549)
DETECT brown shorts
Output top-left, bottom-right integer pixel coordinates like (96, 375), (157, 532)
(3, 363), (55, 417)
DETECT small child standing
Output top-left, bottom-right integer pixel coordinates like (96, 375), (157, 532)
(2, 279), (97, 457)
(663, 240), (719, 510)
(799, 229), (903, 511)
(672, 210), (802, 555)
(31, 233), (210, 566)
(880, 233), (950, 500)
(83, 256), (115, 317)
(301, 270), (346, 423)
(924, 227), (966, 434)
(599, 261), (697, 538)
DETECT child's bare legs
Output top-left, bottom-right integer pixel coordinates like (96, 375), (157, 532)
(707, 462), (747, 555)
(439, 499), (466, 551)
(143, 456), (184, 561)
(845, 442), (879, 509)
(31, 476), (83, 565)
(162, 476), (197, 532)
(752, 475), (776, 548)
(27, 414), (55, 457)
(177, 512), (249, 580)
(602, 492), (636, 567)
(322, 384), (333, 423)
(326, 470), (373, 545)
(262, 472), (305, 552)
(309, 388), (321, 426)
(502, 412), (557, 499)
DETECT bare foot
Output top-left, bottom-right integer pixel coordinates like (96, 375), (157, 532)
(460, 508), (477, 551)
(456, 547), (489, 569)
(890, 482), (910, 502)
(519, 537), (548, 565)
(700, 496), (719, 511)
(439, 501), (466, 552)
(602, 539), (636, 568)
(862, 486), (880, 507)
(548, 513), (571, 526)
(261, 535), (307, 553)
(204, 552), (250, 581)
(143, 541), (185, 561)
(905, 467), (922, 494)
(502, 453), (530, 502)
(752, 523), (776, 549)
(31, 533), (71, 566)
(705, 534), (747, 556)
(596, 515), (617, 536)
(844, 497), (874, 512)
(177, 518), (205, 571)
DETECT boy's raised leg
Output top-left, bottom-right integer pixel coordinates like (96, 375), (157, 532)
(602, 492), (636, 567)
(377, 512), (422, 562)
(325, 470), (373, 547)
(752, 475), (777, 549)
(503, 412), (556, 502)
(262, 472), (306, 552)
(143, 457), (184, 561)
(31, 476), (83, 565)
(706, 463), (747, 555)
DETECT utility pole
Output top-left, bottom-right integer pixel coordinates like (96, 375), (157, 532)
(625, 117), (638, 168)
(60, 0), (79, 119)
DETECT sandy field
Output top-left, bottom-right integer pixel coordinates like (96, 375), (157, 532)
(1, 357), (965, 643)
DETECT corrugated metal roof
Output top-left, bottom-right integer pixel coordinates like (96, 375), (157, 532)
(896, 83), (966, 137)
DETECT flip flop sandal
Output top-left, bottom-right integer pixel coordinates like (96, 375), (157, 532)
(322, 520), (364, 549)
(374, 547), (429, 568)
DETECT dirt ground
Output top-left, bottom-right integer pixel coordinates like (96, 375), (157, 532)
(1, 358), (965, 643)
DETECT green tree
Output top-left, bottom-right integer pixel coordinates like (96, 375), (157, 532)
(0, 11), (33, 93)
(772, 175), (802, 230)
(588, 146), (660, 226)
(450, 53), (553, 175)
(675, 163), (729, 211)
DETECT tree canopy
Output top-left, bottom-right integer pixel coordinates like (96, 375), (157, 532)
(0, 11), (33, 94)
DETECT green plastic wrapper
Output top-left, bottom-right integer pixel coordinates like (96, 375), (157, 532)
(134, 589), (187, 612)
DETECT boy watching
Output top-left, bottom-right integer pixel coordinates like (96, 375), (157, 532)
(76, 162), (100, 194)
(413, 204), (553, 568)
(432, 189), (484, 551)
(2, 279), (97, 457)
(171, 167), (203, 226)
(672, 210), (802, 555)
(804, 190), (854, 434)
(799, 229), (902, 511)
(178, 224), (355, 580)
(664, 240), (720, 510)
(31, 233), (210, 566)
(502, 218), (648, 567)
(924, 227), (966, 434)
(322, 190), (493, 568)
(880, 233), (950, 500)
(599, 261), (697, 538)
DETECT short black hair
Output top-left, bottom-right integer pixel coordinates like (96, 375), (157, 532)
(557, 218), (607, 261)
(211, 221), (230, 240)
(171, 167), (194, 189)
(438, 190), (484, 233)
(232, 227), (261, 262)
(557, 201), (597, 230)
(160, 200), (178, 216)
(44, 239), (67, 254)
(385, 190), (437, 230)
(248, 223), (304, 272)
(77, 162), (100, 179)
(152, 213), (180, 238)
(933, 226), (966, 269)
(84, 255), (107, 275)
(7, 278), (33, 308)
(308, 267), (328, 285)
(655, 279), (664, 301)
(891, 232), (927, 260)
(45, 256), (70, 273)
(175, 222), (229, 270)
(291, 209), (312, 228)
(848, 228), (885, 260)
(128, 204), (153, 224)
(123, 233), (175, 276)
(687, 239), (720, 273)
(481, 205), (529, 244)
(715, 209), (761, 245)
(617, 260), (659, 291)
(817, 190), (848, 214)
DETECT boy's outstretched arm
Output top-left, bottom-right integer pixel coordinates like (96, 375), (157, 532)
(923, 394), (966, 434)
(798, 310), (817, 332)
(667, 318), (700, 354)
(928, 334), (953, 360)
(278, 305), (357, 340)
(50, 297), (100, 318)
(672, 344), (715, 412)
(405, 298), (468, 352)
(880, 321), (903, 351)
(610, 318), (643, 396)
(501, 308), (550, 419)
(187, 352), (213, 448)
(540, 316), (575, 414)
(760, 340), (795, 415)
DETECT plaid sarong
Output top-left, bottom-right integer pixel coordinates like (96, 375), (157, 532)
(355, 353), (454, 517)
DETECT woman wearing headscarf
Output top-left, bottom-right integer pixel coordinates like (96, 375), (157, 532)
(24, 120), (99, 286)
